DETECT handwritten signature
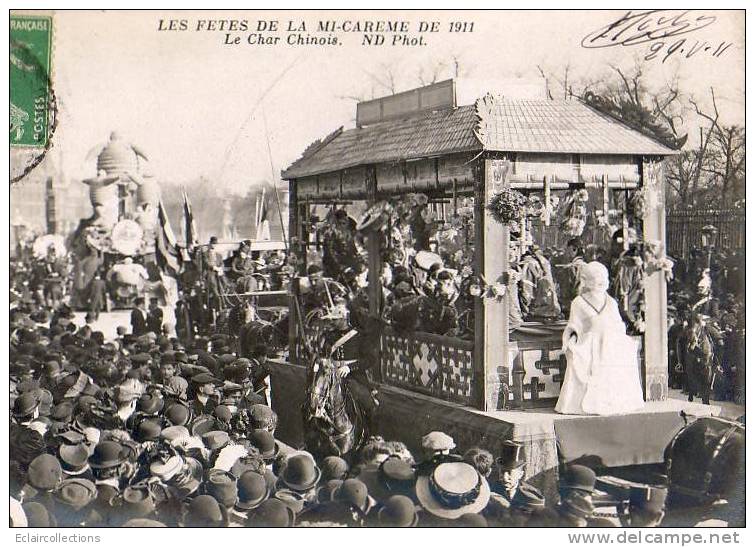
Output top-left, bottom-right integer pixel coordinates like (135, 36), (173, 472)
(582, 10), (732, 63)
(582, 10), (716, 48)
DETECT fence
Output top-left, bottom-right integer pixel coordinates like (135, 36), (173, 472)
(666, 208), (746, 260)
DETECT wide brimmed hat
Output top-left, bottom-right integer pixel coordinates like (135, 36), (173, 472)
(27, 454), (63, 491)
(497, 440), (526, 471)
(202, 430), (230, 451)
(236, 471), (269, 510)
(415, 462), (490, 520)
(55, 478), (97, 511)
(205, 469), (238, 508)
(377, 495), (419, 527)
(191, 415), (219, 437)
(121, 485), (156, 519)
(511, 482), (546, 511)
(89, 441), (129, 469)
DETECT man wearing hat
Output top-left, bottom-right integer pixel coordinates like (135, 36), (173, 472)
(131, 298), (149, 337)
(620, 485), (668, 527)
(159, 355), (189, 402)
(147, 297), (164, 336)
(484, 439), (536, 525)
(276, 452), (322, 509)
(416, 431), (462, 475)
(228, 471), (270, 526)
(189, 373), (222, 416)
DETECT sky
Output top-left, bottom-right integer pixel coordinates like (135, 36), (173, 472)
(18, 9), (745, 193)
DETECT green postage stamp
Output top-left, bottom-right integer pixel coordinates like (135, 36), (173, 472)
(10, 14), (53, 148)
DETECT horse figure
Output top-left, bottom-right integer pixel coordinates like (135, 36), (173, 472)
(303, 351), (368, 461)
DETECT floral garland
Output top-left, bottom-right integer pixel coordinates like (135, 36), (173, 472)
(487, 188), (528, 225)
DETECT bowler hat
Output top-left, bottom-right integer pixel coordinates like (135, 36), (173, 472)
(497, 440), (526, 470)
(186, 495), (224, 527)
(135, 420), (163, 443)
(27, 454), (63, 491)
(321, 456), (350, 482)
(205, 469), (238, 508)
(415, 462), (490, 520)
(89, 441), (128, 469)
(335, 478), (370, 513)
(248, 498), (295, 527)
(561, 464), (596, 494)
(165, 402), (190, 426)
(236, 471), (269, 510)
(136, 393), (164, 415)
(59, 443), (90, 472)
(379, 457), (416, 497)
(55, 478), (97, 511)
(279, 454), (321, 492)
(13, 391), (40, 418)
(248, 429), (278, 460)
(377, 495), (418, 527)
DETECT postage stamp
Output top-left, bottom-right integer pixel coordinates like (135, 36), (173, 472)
(10, 14), (53, 148)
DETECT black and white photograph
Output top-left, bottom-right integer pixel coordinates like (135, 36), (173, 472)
(7, 7), (747, 536)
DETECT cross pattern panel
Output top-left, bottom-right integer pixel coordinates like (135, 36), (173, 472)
(381, 332), (475, 406)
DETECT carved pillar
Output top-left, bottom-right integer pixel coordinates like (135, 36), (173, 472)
(482, 158), (512, 410)
(641, 157), (669, 401)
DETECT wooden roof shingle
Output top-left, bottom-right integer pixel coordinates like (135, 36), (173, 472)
(282, 96), (674, 180)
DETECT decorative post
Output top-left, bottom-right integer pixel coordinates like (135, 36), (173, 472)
(287, 178), (300, 363)
(482, 157), (512, 411)
(641, 157), (669, 401)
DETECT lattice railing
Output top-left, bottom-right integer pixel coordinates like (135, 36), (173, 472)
(380, 329), (476, 406)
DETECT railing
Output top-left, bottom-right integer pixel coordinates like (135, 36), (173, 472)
(380, 329), (476, 407)
(667, 208), (745, 260)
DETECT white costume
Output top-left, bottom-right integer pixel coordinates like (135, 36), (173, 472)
(555, 262), (644, 416)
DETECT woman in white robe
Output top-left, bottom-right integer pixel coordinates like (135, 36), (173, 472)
(555, 261), (645, 416)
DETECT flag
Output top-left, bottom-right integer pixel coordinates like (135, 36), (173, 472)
(256, 186), (268, 240)
(182, 188), (198, 250)
(156, 199), (181, 275)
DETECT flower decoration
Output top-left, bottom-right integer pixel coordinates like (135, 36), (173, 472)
(487, 188), (528, 225)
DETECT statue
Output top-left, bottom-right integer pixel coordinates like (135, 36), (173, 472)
(555, 261), (644, 416)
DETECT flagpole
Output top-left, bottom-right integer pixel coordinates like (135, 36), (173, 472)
(262, 107), (288, 252)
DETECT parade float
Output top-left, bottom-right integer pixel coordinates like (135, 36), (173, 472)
(69, 132), (174, 308)
(269, 80), (721, 499)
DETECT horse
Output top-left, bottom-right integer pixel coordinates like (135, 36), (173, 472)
(302, 352), (369, 462)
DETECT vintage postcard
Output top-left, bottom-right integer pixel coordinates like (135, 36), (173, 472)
(8, 8), (746, 535)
